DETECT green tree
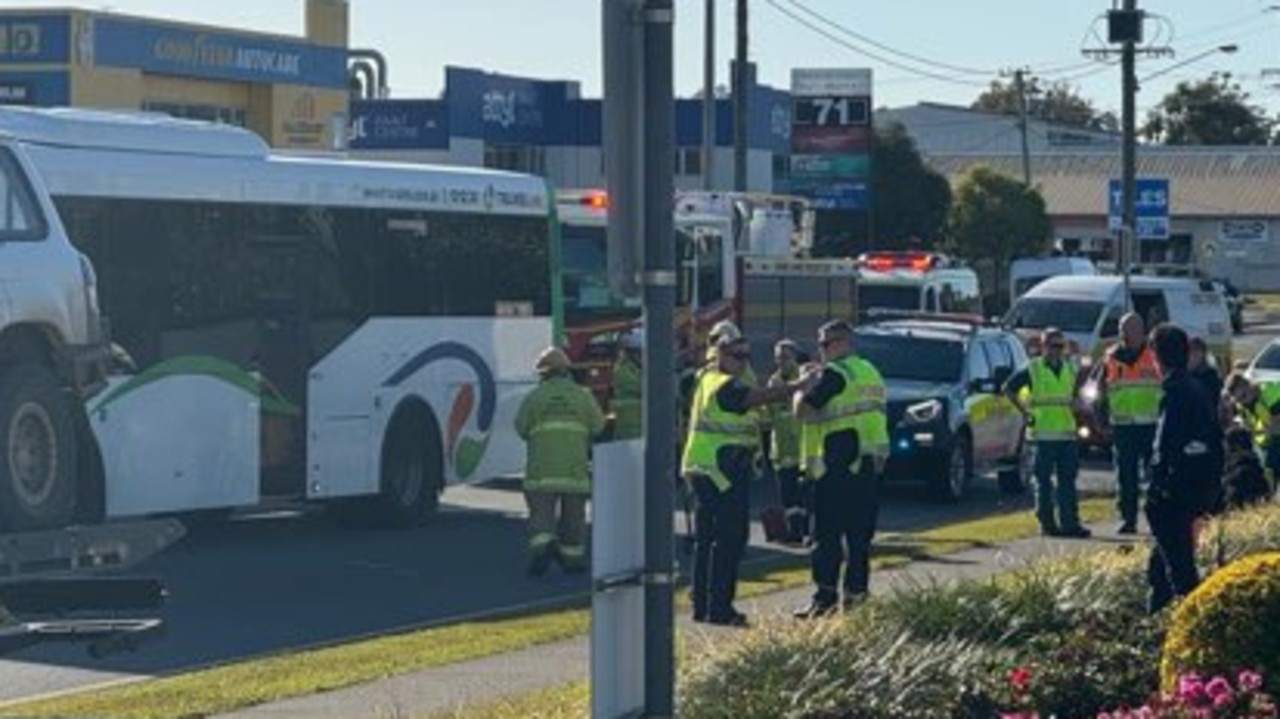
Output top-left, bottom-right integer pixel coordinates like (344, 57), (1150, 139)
(972, 78), (1116, 131)
(1142, 72), (1273, 145)
(945, 166), (1052, 312)
(811, 122), (951, 257)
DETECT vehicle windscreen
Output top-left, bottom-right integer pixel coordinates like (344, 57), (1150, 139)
(1254, 343), (1280, 371)
(561, 225), (635, 318)
(857, 283), (921, 312)
(854, 333), (964, 383)
(1006, 298), (1104, 334)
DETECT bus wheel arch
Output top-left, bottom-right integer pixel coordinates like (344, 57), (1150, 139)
(375, 397), (444, 527)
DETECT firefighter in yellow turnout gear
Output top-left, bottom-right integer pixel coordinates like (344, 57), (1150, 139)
(515, 347), (606, 576)
(610, 330), (644, 440)
(768, 339), (808, 543)
(793, 320), (889, 619)
(681, 334), (812, 627)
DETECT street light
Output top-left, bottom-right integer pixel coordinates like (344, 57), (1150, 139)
(1139, 44), (1239, 85)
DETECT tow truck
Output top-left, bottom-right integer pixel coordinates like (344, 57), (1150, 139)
(0, 519), (183, 658)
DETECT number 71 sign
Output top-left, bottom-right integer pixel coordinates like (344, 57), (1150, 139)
(792, 96), (870, 127)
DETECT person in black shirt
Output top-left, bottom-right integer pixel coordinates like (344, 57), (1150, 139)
(1188, 337), (1223, 417)
(681, 335), (811, 627)
(1145, 323), (1223, 614)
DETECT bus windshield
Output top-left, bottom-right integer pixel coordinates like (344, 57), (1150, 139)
(561, 225), (636, 319)
(1006, 298), (1104, 333)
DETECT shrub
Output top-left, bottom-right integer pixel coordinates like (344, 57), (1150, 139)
(1161, 551), (1280, 696)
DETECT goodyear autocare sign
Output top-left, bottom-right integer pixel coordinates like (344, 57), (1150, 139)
(789, 68), (872, 212)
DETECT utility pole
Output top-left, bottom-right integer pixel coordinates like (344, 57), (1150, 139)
(641, 0), (677, 715)
(1012, 68), (1033, 186)
(733, 0), (748, 191)
(702, 0), (715, 190)
(1083, 0), (1168, 308)
(1120, 0), (1138, 304)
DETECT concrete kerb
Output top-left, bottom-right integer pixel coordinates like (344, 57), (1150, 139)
(213, 523), (1136, 719)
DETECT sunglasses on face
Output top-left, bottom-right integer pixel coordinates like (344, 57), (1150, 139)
(727, 351), (751, 361)
(1046, 342), (1065, 350)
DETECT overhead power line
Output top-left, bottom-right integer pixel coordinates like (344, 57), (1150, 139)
(763, 0), (989, 87)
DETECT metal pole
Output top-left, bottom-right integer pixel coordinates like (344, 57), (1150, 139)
(1014, 69), (1032, 186)
(733, 0), (748, 191)
(702, 0), (716, 191)
(641, 0), (676, 715)
(1121, 0), (1137, 310)
(604, 0), (645, 300)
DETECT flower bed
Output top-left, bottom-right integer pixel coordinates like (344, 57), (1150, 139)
(677, 505), (1280, 719)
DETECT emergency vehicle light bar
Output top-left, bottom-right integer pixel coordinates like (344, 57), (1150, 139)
(856, 251), (953, 273)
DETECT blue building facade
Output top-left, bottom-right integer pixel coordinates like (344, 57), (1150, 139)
(349, 65), (793, 192)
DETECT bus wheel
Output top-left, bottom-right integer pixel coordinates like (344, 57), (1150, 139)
(0, 364), (78, 531)
(376, 409), (441, 527)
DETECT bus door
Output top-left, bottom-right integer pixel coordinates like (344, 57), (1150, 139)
(250, 233), (311, 496)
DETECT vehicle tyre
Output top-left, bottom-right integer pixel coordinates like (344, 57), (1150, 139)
(932, 432), (972, 503)
(998, 440), (1031, 496)
(374, 410), (441, 528)
(0, 363), (79, 531)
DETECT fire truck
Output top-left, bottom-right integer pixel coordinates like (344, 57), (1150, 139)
(557, 189), (860, 402)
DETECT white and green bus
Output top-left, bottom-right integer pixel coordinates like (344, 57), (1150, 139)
(4, 106), (559, 529)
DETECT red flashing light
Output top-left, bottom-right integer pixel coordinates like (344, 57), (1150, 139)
(859, 252), (937, 273)
(581, 191), (609, 210)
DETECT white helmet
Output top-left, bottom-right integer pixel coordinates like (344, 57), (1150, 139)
(709, 320), (742, 343)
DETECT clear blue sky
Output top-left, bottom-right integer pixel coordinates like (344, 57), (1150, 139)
(7, 0), (1280, 116)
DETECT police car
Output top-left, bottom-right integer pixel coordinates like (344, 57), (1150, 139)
(855, 313), (1031, 501)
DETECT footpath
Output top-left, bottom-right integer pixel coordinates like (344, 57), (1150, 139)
(213, 519), (1136, 719)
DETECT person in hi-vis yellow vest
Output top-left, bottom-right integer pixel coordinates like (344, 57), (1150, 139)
(680, 334), (813, 627)
(792, 320), (889, 620)
(1005, 328), (1092, 539)
(1097, 312), (1162, 535)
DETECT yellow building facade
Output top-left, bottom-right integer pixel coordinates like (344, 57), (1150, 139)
(0, 0), (350, 150)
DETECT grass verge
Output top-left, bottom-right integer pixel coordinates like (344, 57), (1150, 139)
(4, 497), (1113, 719)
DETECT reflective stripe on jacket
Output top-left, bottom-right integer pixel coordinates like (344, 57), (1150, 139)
(681, 370), (757, 492)
(515, 375), (606, 494)
(1026, 358), (1078, 442)
(1105, 345), (1162, 426)
(809, 356), (889, 477)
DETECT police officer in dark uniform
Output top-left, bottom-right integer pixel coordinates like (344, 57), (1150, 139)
(1145, 323), (1223, 614)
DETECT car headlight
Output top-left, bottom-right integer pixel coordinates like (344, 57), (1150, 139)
(905, 399), (943, 424)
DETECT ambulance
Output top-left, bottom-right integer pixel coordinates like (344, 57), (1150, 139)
(854, 251), (983, 321)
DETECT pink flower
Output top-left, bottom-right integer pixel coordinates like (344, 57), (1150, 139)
(1206, 676), (1234, 700)
(1239, 670), (1265, 693)
(1213, 691), (1233, 709)
(1179, 674), (1209, 705)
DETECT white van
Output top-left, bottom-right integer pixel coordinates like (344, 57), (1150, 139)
(1004, 275), (1234, 368)
(855, 251), (983, 319)
(1009, 256), (1096, 307)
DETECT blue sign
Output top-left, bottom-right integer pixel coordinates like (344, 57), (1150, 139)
(93, 18), (347, 88)
(1108, 177), (1170, 240)
(349, 100), (449, 150)
(0, 15), (70, 64)
(787, 178), (868, 211)
(445, 67), (572, 144)
(0, 70), (68, 106)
